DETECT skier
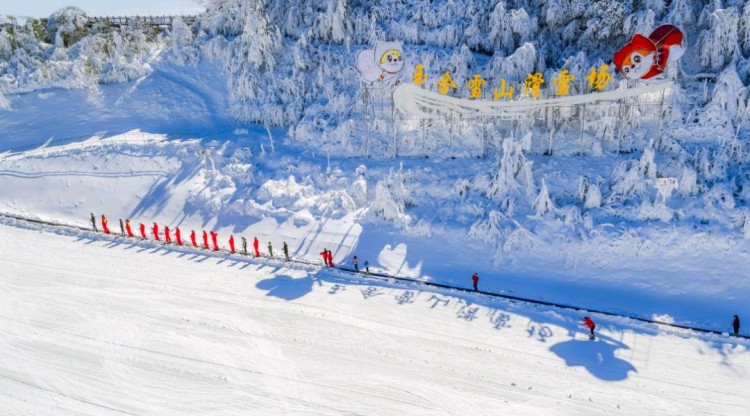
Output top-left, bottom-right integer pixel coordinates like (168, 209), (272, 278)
(733, 315), (741, 337)
(152, 223), (160, 241)
(202, 230), (209, 249)
(242, 237), (247, 255)
(125, 219), (134, 238)
(472, 272), (479, 291)
(90, 213), (97, 231)
(101, 215), (110, 234)
(364, 260), (370, 274)
(253, 237), (260, 257)
(119, 218), (124, 235)
(139, 223), (146, 239)
(283, 241), (290, 261)
(229, 235), (236, 254)
(320, 248), (329, 266)
(581, 317), (596, 340)
(353, 255), (359, 272)
(175, 227), (182, 245)
(326, 249), (334, 267)
(190, 230), (198, 247)
(268, 241), (274, 258)
(210, 231), (219, 251)
(164, 226), (171, 244)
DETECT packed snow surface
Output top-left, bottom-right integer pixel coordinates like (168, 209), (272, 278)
(0, 223), (748, 415)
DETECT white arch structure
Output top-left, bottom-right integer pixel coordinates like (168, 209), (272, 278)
(392, 81), (673, 120)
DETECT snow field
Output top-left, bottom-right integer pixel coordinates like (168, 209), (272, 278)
(0, 223), (748, 415)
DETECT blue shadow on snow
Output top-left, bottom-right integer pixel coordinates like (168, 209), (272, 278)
(256, 275), (315, 301)
(549, 334), (637, 381)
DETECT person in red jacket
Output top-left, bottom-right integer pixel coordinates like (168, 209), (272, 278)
(139, 223), (146, 239)
(229, 235), (236, 253)
(253, 237), (260, 257)
(190, 230), (197, 247)
(472, 273), (479, 291)
(210, 231), (219, 251)
(327, 249), (334, 267)
(125, 219), (134, 238)
(320, 248), (329, 266)
(101, 215), (110, 234)
(175, 228), (182, 245)
(582, 317), (596, 340)
(164, 226), (171, 244)
(152, 223), (160, 241)
(202, 230), (209, 249)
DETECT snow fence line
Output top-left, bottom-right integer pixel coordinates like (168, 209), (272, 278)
(0, 211), (747, 342)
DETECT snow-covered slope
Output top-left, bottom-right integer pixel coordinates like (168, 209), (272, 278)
(0, 1), (749, 397)
(1, 222), (748, 415)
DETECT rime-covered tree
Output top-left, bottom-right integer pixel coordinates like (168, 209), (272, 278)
(532, 179), (555, 216)
(486, 138), (535, 214)
(695, 6), (740, 72)
(311, 0), (352, 45)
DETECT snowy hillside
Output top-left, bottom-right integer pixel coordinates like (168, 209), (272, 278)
(1, 1), (750, 413)
(1, 223), (748, 415)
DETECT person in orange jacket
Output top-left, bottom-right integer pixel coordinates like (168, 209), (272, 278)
(210, 231), (219, 251)
(581, 317), (596, 340)
(139, 223), (146, 239)
(472, 273), (479, 291)
(101, 215), (110, 234)
(125, 219), (134, 237)
(190, 230), (198, 247)
(175, 227), (182, 245)
(253, 237), (260, 257)
(229, 235), (236, 253)
(202, 230), (209, 249)
(164, 226), (171, 243)
(152, 223), (160, 241)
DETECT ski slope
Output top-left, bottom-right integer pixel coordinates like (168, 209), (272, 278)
(0, 222), (748, 415)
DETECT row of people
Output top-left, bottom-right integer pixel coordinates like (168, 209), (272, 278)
(92, 213), (291, 260)
(94, 214), (380, 274)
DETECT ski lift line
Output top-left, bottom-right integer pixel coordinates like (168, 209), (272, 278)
(393, 82), (673, 120)
(0, 211), (745, 341)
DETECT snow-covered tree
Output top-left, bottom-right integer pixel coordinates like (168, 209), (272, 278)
(311, 0), (352, 45)
(347, 165), (368, 207)
(532, 179), (555, 216)
(698, 64), (749, 135)
(368, 164), (413, 228)
(695, 6), (740, 72)
(665, 0), (696, 29)
(486, 138), (535, 214)
(46, 7), (88, 47)
(469, 209), (506, 245)
(583, 182), (602, 209)
(168, 16), (197, 66)
(624, 9), (655, 37)
(740, 2), (750, 56)
(0, 29), (12, 60)
(483, 2), (538, 55)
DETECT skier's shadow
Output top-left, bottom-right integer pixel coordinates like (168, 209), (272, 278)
(549, 333), (637, 381)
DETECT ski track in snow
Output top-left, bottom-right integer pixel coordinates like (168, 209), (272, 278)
(0, 223), (748, 415)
